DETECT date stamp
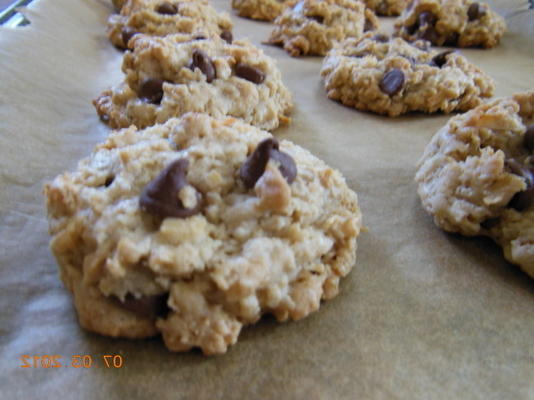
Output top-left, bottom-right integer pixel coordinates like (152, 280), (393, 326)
(20, 354), (124, 369)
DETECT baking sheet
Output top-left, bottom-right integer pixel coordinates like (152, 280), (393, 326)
(1, 0), (533, 398)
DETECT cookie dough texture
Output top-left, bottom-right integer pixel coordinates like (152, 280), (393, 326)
(416, 91), (534, 278)
(44, 113), (363, 354)
(394, 0), (506, 48)
(361, 0), (408, 16)
(108, 0), (233, 49)
(94, 35), (292, 131)
(320, 34), (494, 117)
(232, 0), (290, 21)
(267, 0), (379, 57)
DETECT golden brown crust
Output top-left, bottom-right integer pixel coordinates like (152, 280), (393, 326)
(267, 0), (379, 57)
(94, 35), (293, 131)
(416, 91), (534, 278)
(321, 34), (494, 117)
(394, 0), (506, 48)
(45, 113), (363, 354)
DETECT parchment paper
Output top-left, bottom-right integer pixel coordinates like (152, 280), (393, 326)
(1, 1), (533, 398)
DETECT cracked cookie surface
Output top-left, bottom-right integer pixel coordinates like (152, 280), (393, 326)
(320, 33), (494, 117)
(394, 0), (506, 48)
(44, 113), (363, 354)
(266, 0), (379, 57)
(94, 34), (293, 131)
(232, 0), (291, 21)
(415, 91), (534, 278)
(108, 0), (233, 49)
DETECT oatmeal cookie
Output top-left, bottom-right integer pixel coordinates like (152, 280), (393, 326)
(266, 0), (379, 57)
(361, 0), (409, 16)
(394, 0), (506, 48)
(416, 91), (534, 278)
(44, 113), (363, 354)
(94, 34), (292, 131)
(320, 33), (494, 117)
(232, 0), (291, 21)
(108, 0), (233, 50)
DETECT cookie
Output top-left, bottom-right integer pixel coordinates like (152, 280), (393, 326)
(108, 0), (233, 50)
(361, 0), (409, 16)
(266, 0), (379, 57)
(232, 0), (291, 21)
(94, 34), (293, 131)
(320, 34), (494, 117)
(415, 91), (534, 278)
(394, 0), (506, 48)
(44, 113), (363, 355)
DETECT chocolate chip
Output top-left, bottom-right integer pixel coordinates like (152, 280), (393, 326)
(121, 26), (138, 49)
(364, 18), (374, 32)
(140, 159), (202, 218)
(467, 3), (486, 21)
(138, 78), (164, 104)
(480, 217), (500, 230)
(407, 23), (419, 35)
(104, 176), (114, 187)
(190, 49), (216, 83)
(235, 63), (265, 84)
(240, 139), (275, 189)
(269, 147), (297, 183)
(418, 11), (437, 26)
(350, 51), (370, 58)
(508, 186), (534, 211)
(524, 125), (534, 152)
(444, 32), (459, 46)
(308, 15), (324, 23)
(506, 159), (534, 211)
(220, 30), (233, 43)
(156, 2), (178, 15)
(372, 34), (389, 43)
(116, 294), (169, 318)
(419, 26), (439, 44)
(240, 138), (297, 189)
(379, 69), (405, 96)
(430, 50), (455, 68)
(194, 35), (207, 40)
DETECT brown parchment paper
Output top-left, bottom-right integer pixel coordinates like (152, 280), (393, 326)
(1, 0), (533, 398)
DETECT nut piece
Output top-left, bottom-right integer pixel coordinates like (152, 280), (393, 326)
(255, 163), (291, 212)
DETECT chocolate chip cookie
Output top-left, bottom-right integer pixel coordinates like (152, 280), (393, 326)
(108, 0), (233, 50)
(44, 113), (363, 354)
(320, 33), (494, 117)
(94, 34), (293, 130)
(416, 91), (534, 278)
(394, 0), (506, 48)
(232, 0), (291, 21)
(361, 0), (409, 16)
(266, 0), (379, 57)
